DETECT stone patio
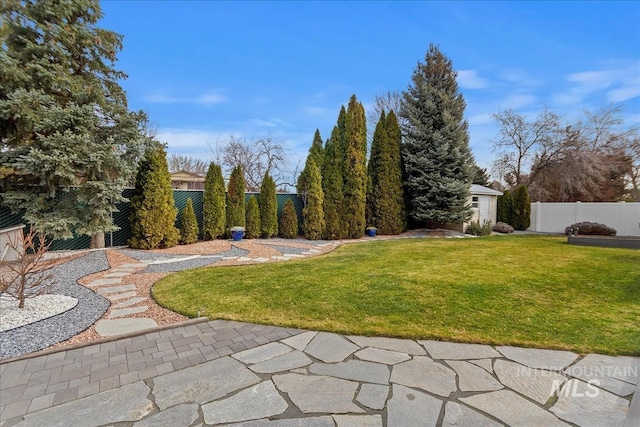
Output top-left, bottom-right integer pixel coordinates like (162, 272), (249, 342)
(1, 319), (638, 426)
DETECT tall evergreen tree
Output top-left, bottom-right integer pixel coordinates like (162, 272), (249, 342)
(179, 198), (199, 244)
(512, 185), (531, 230)
(341, 95), (368, 238)
(497, 189), (514, 225)
(322, 125), (345, 239)
(0, 0), (148, 248)
(129, 147), (179, 249)
(202, 162), (226, 239)
(280, 199), (298, 239)
(302, 160), (325, 240)
(400, 44), (474, 226)
(259, 172), (278, 238)
(226, 165), (246, 232)
(297, 129), (325, 205)
(367, 111), (405, 234)
(245, 196), (261, 239)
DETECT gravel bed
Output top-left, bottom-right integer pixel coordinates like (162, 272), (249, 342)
(0, 251), (110, 359)
(0, 294), (78, 332)
(139, 246), (249, 274)
(119, 249), (196, 262)
(256, 244), (310, 255)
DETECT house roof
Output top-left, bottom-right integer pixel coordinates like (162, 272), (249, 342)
(470, 184), (503, 196)
(170, 171), (205, 182)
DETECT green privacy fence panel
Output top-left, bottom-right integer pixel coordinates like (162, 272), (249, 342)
(1, 191), (305, 251)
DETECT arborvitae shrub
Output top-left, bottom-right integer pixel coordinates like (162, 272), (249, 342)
(203, 163), (226, 239)
(497, 190), (513, 225)
(280, 199), (298, 239)
(180, 198), (199, 244)
(245, 196), (261, 239)
(260, 172), (278, 238)
(302, 160), (325, 240)
(129, 147), (179, 249)
(512, 185), (531, 231)
(226, 165), (246, 234)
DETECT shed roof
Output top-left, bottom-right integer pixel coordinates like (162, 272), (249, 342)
(470, 184), (503, 196)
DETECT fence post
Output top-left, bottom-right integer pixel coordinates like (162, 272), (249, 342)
(575, 201), (581, 223)
(535, 202), (541, 232)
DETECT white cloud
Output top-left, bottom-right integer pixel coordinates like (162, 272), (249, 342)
(554, 63), (640, 105)
(195, 92), (227, 105)
(458, 70), (489, 89)
(499, 69), (540, 87)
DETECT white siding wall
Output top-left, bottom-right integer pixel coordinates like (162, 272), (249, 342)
(529, 202), (640, 236)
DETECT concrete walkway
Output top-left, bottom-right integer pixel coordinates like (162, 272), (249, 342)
(1, 319), (638, 427)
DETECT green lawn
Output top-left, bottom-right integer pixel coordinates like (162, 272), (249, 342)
(152, 235), (640, 355)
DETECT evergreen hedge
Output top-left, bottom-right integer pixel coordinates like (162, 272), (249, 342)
(203, 163), (226, 239)
(245, 196), (261, 239)
(280, 199), (298, 239)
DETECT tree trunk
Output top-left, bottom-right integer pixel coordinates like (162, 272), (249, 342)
(90, 233), (105, 249)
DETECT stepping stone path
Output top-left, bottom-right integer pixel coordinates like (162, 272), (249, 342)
(85, 241), (340, 338)
(1, 320), (638, 426)
(87, 262), (158, 337)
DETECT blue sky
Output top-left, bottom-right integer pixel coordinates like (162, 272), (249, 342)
(100, 1), (640, 179)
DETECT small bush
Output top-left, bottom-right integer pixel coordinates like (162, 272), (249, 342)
(565, 222), (616, 236)
(466, 220), (493, 236)
(280, 199), (298, 239)
(179, 198), (199, 244)
(493, 222), (514, 234)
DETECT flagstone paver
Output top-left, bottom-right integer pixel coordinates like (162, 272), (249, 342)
(442, 402), (502, 427)
(494, 359), (567, 404)
(356, 383), (389, 410)
(309, 360), (390, 385)
(132, 403), (199, 427)
(108, 305), (148, 318)
(565, 354), (640, 396)
(446, 360), (503, 392)
(469, 358), (495, 374)
(496, 346), (579, 370)
(421, 340), (501, 360)
(333, 414), (383, 427)
(94, 318), (158, 336)
(96, 284), (136, 295)
(232, 342), (293, 364)
(551, 379), (630, 427)
(281, 331), (317, 351)
(201, 380), (288, 425)
(272, 373), (363, 414)
(86, 278), (122, 287)
(347, 336), (426, 355)
(460, 389), (570, 427)
(386, 384), (442, 427)
(390, 356), (457, 397)
(249, 351), (312, 374)
(153, 356), (260, 410)
(354, 347), (411, 365)
(304, 332), (359, 363)
(14, 381), (153, 427)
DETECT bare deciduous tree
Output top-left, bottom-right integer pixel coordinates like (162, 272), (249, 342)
(367, 91), (404, 142)
(167, 154), (208, 176)
(0, 227), (57, 309)
(210, 134), (289, 191)
(491, 105), (637, 202)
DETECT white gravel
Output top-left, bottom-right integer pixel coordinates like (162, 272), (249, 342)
(0, 294), (79, 332)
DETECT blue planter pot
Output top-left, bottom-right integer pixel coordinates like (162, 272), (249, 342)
(366, 229), (377, 237)
(231, 230), (244, 241)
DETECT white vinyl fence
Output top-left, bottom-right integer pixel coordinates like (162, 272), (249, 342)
(529, 202), (640, 236)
